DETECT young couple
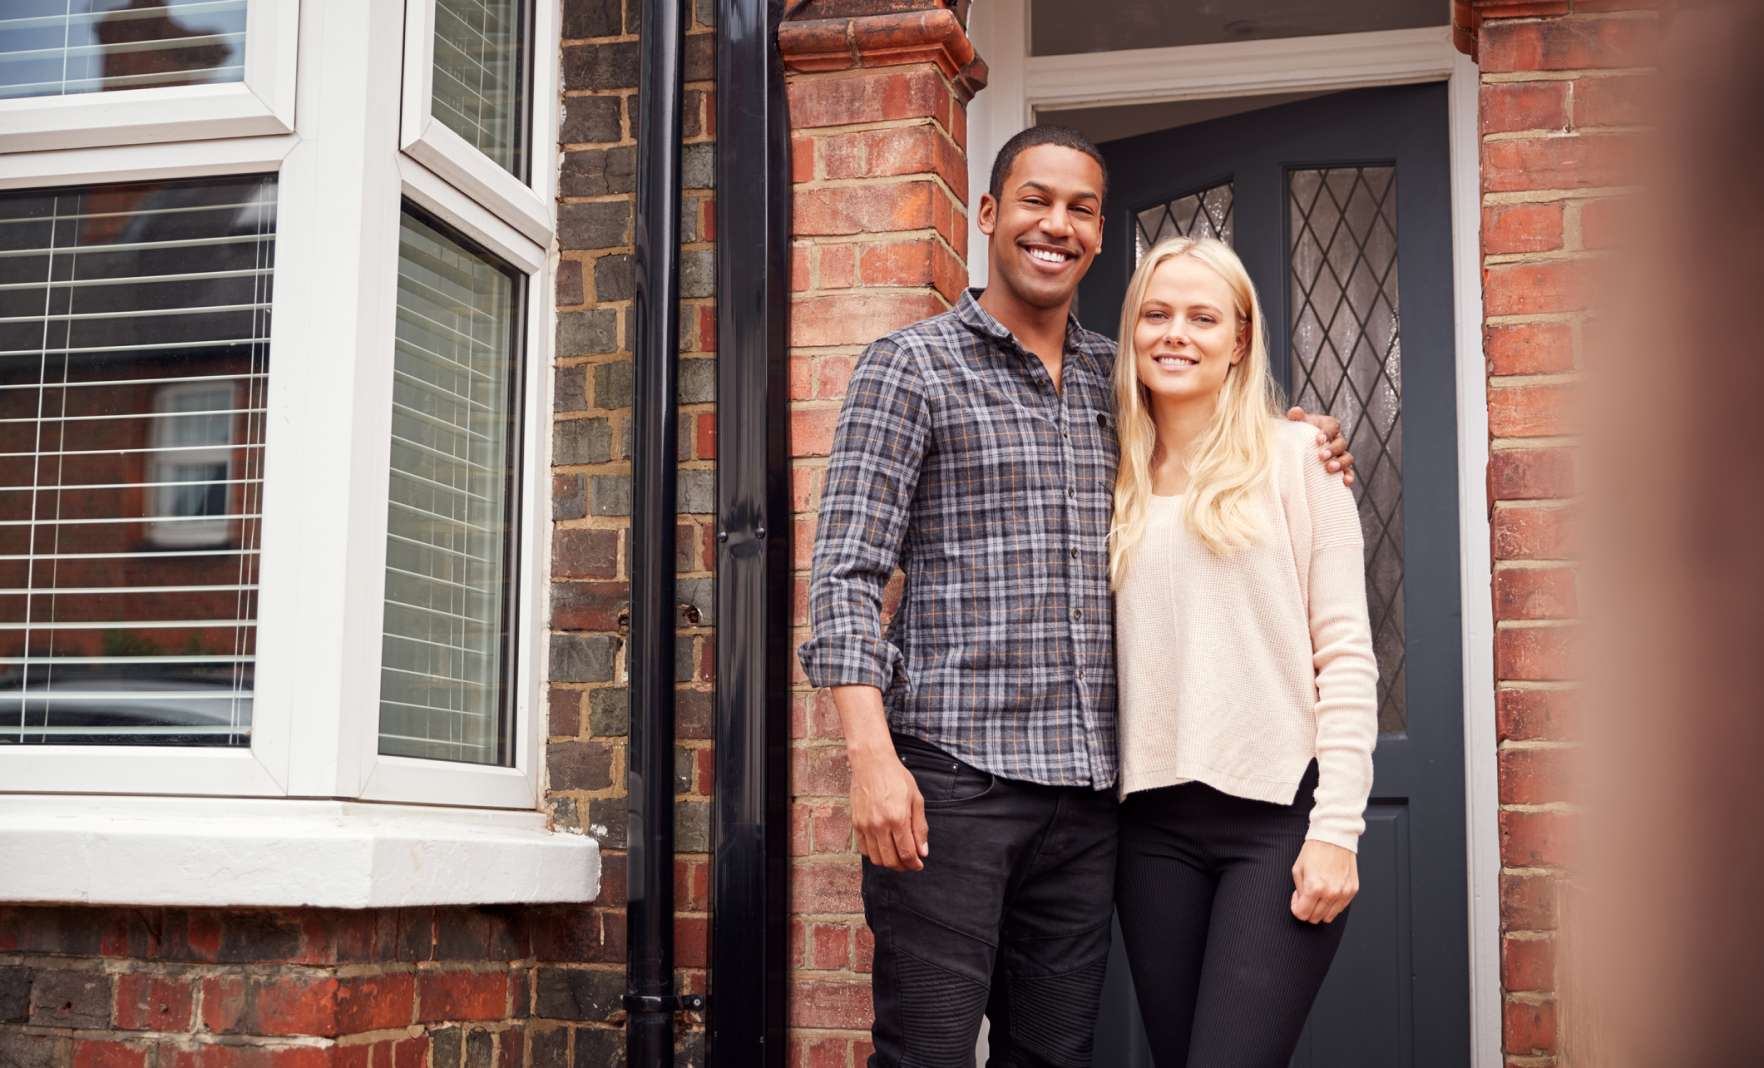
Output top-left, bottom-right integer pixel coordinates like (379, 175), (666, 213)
(799, 126), (1378, 1068)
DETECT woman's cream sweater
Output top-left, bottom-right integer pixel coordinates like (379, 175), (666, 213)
(1114, 418), (1379, 851)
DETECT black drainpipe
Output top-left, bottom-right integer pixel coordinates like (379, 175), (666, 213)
(625, 0), (687, 1063)
(710, 0), (792, 1064)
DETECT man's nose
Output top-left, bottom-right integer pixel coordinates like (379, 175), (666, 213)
(1039, 207), (1072, 237)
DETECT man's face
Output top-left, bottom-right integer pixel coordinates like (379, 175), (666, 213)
(978, 144), (1106, 311)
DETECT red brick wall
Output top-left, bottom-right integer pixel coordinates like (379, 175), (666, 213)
(543, 0), (717, 1062)
(779, 4), (977, 1064)
(1468, 2), (1649, 1064)
(0, 906), (542, 1067)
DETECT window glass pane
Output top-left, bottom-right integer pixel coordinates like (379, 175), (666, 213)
(431, 0), (532, 181)
(1135, 179), (1234, 261)
(0, 174), (275, 747)
(1288, 165), (1406, 732)
(379, 209), (522, 767)
(1031, 0), (1445, 56)
(0, 1), (248, 100)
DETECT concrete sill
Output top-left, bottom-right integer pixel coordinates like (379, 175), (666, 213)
(0, 796), (600, 908)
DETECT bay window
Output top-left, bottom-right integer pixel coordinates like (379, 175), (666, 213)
(0, 0), (589, 908)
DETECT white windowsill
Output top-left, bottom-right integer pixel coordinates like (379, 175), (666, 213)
(0, 795), (600, 909)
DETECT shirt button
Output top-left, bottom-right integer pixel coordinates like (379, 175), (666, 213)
(1077, 668), (1086, 681)
(1069, 547), (1078, 559)
(1071, 608), (1083, 621)
(1067, 486), (1077, 499)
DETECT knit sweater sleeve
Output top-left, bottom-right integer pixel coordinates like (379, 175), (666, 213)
(1293, 430), (1380, 851)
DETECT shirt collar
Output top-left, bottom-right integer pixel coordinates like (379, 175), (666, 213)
(956, 287), (1089, 355)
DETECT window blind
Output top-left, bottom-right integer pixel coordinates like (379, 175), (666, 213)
(431, 0), (531, 181)
(0, 1), (248, 101)
(0, 174), (275, 747)
(379, 208), (521, 767)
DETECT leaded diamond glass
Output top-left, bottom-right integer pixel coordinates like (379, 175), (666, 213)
(1135, 180), (1234, 261)
(1287, 166), (1406, 733)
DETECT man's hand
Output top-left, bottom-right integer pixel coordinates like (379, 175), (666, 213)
(848, 741), (929, 872)
(1286, 406), (1355, 487)
(831, 685), (929, 872)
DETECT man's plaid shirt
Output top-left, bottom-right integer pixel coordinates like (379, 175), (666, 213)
(798, 290), (1120, 789)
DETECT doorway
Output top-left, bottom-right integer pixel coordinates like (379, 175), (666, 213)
(1079, 84), (1469, 1067)
(964, 4), (1501, 1064)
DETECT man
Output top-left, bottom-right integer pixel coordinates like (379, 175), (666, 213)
(798, 126), (1354, 1067)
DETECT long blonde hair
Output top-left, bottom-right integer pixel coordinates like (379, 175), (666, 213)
(1109, 237), (1284, 585)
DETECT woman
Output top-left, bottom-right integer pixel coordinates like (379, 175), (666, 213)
(1110, 237), (1379, 1067)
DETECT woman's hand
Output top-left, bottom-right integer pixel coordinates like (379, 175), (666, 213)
(1291, 840), (1358, 923)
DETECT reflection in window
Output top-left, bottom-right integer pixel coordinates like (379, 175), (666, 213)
(431, 0), (532, 181)
(0, 1), (248, 100)
(1288, 165), (1406, 732)
(379, 209), (522, 767)
(1135, 180), (1234, 261)
(0, 174), (274, 747)
(145, 382), (238, 548)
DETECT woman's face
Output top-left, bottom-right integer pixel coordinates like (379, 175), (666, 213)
(1132, 254), (1244, 407)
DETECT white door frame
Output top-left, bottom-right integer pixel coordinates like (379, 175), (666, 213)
(965, 8), (1500, 1067)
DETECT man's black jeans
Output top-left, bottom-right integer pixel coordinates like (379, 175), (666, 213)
(862, 734), (1119, 1068)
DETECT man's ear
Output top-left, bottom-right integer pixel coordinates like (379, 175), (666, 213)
(977, 192), (997, 236)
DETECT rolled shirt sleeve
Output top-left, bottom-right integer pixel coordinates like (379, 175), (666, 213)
(798, 339), (931, 692)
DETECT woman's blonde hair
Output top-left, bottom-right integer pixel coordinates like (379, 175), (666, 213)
(1109, 236), (1283, 585)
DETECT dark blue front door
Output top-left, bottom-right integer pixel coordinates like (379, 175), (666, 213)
(1082, 83), (1469, 1067)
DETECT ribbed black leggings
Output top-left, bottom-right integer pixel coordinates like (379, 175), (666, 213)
(1115, 763), (1348, 1068)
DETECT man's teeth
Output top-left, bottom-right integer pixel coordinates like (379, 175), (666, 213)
(1028, 247), (1070, 264)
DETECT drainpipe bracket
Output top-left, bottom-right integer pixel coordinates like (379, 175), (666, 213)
(622, 993), (707, 1014)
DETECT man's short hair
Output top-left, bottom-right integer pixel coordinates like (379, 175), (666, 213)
(988, 125), (1108, 202)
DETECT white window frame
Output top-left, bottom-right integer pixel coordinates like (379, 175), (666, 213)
(0, 0), (586, 907)
(399, 0), (558, 246)
(0, 0), (300, 155)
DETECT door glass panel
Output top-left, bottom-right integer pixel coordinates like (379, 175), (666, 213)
(1134, 180), (1234, 261)
(1288, 166), (1405, 732)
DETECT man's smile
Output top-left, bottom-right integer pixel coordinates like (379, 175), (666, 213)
(1022, 241), (1077, 271)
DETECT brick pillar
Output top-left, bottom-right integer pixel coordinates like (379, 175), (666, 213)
(1456, 2), (1651, 1065)
(546, 0), (717, 1063)
(778, 3), (983, 1063)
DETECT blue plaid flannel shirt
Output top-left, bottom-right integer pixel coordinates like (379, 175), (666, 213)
(798, 289), (1120, 789)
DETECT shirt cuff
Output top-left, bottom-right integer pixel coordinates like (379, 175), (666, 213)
(797, 634), (903, 692)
